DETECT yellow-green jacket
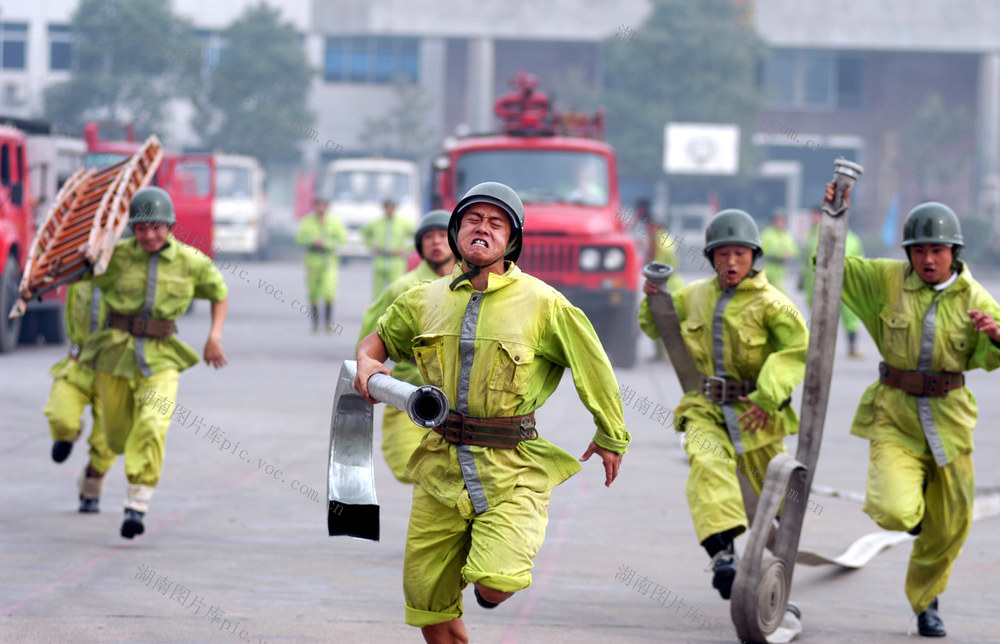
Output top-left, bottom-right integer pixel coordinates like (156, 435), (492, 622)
(842, 257), (1000, 462)
(361, 216), (413, 272)
(79, 237), (228, 379)
(358, 260), (441, 385)
(296, 212), (346, 270)
(652, 227), (684, 293)
(760, 227), (799, 266)
(638, 270), (809, 451)
(49, 281), (109, 393)
(376, 263), (630, 510)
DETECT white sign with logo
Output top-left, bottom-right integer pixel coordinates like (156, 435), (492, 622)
(664, 123), (740, 175)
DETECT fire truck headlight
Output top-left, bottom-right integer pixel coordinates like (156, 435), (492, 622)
(603, 247), (626, 271)
(579, 247), (602, 271)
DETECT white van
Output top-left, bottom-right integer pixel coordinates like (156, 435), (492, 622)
(321, 158), (421, 259)
(213, 153), (268, 257)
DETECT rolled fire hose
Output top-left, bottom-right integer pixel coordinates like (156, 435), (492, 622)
(327, 359), (449, 541)
(730, 158), (864, 643)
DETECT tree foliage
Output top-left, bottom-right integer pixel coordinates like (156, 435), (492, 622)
(603, 0), (768, 188)
(43, 0), (201, 136)
(900, 93), (971, 201)
(192, 2), (314, 164)
(358, 77), (439, 162)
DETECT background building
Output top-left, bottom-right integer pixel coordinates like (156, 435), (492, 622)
(1, 0), (997, 254)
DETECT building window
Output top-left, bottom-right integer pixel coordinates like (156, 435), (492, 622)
(324, 36), (419, 84)
(49, 24), (73, 71)
(763, 50), (864, 109)
(1, 23), (28, 70)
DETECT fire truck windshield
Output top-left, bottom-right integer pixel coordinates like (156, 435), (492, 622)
(85, 152), (128, 168)
(216, 166), (251, 198)
(455, 150), (609, 206)
(328, 170), (413, 204)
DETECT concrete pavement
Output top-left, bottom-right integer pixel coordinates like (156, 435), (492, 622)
(2, 258), (998, 643)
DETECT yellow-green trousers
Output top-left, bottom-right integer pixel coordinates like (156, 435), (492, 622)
(381, 406), (426, 484)
(94, 368), (178, 487)
(862, 439), (974, 613)
(304, 254), (337, 303)
(765, 263), (789, 295)
(403, 484), (551, 627)
(43, 377), (117, 474)
(372, 256), (405, 296)
(684, 418), (787, 543)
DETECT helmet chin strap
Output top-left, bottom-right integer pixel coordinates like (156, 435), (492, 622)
(449, 255), (505, 290)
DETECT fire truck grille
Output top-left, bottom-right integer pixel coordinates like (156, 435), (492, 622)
(518, 242), (576, 273)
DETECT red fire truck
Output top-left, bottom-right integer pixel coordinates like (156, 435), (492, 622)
(83, 121), (215, 257)
(0, 118), (81, 352)
(430, 72), (640, 367)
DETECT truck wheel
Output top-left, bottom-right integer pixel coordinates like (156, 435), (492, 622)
(18, 309), (40, 344)
(39, 307), (66, 344)
(596, 305), (638, 369)
(606, 315), (638, 369)
(0, 256), (23, 353)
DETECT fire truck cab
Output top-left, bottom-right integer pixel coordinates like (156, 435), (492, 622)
(83, 122), (215, 258)
(431, 72), (640, 367)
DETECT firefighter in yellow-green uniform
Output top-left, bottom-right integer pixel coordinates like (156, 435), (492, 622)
(759, 209), (799, 294)
(45, 281), (117, 512)
(357, 210), (457, 483)
(296, 198), (346, 333)
(801, 204), (866, 357)
(824, 186), (1000, 638)
(361, 198), (414, 296)
(79, 187), (229, 539)
(356, 182), (629, 643)
(638, 209), (808, 600)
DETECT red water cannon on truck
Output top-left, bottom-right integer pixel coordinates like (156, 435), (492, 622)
(430, 72), (640, 367)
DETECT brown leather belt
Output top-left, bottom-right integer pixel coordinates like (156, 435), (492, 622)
(433, 410), (538, 449)
(108, 312), (176, 339)
(700, 374), (792, 410)
(879, 361), (964, 396)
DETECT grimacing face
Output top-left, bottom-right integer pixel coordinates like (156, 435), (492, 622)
(133, 221), (171, 253)
(712, 244), (755, 289)
(457, 202), (511, 267)
(908, 243), (954, 285)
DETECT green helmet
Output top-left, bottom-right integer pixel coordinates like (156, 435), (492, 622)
(128, 187), (176, 226)
(414, 210), (451, 257)
(902, 202), (963, 249)
(703, 209), (762, 261)
(449, 182), (525, 263)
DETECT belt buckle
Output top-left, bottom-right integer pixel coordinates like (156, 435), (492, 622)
(703, 376), (726, 402)
(133, 317), (148, 336)
(519, 416), (538, 441)
(455, 413), (470, 445)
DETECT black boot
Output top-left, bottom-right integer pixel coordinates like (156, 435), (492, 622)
(709, 544), (738, 600)
(309, 305), (319, 333)
(324, 301), (334, 333)
(702, 530), (739, 600)
(917, 597), (946, 637)
(52, 440), (74, 463)
(121, 509), (145, 539)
